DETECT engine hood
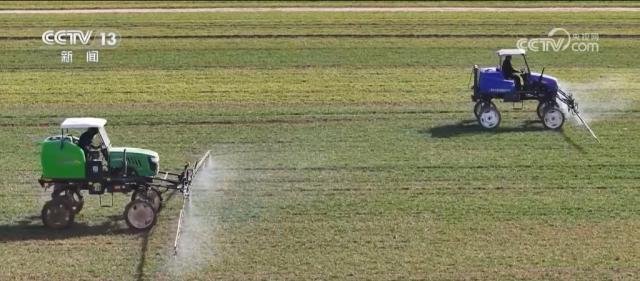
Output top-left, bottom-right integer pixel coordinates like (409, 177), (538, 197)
(108, 147), (159, 177)
(110, 147), (159, 160)
(528, 72), (559, 92)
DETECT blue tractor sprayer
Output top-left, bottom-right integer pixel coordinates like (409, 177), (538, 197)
(470, 49), (599, 142)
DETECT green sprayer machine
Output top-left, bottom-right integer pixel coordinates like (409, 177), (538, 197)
(38, 118), (210, 233)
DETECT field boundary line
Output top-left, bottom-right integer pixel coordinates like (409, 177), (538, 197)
(1, 7), (640, 14)
(2, 34), (640, 40)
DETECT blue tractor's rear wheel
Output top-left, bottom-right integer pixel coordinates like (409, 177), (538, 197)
(474, 101), (483, 118)
(474, 100), (495, 119)
(536, 102), (547, 119)
(477, 102), (500, 129)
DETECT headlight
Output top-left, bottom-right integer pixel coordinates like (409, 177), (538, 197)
(148, 157), (159, 174)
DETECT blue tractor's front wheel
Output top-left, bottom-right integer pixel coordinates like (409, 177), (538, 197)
(537, 101), (556, 120)
(542, 106), (565, 130)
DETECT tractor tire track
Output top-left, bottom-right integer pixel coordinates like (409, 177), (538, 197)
(1, 110), (638, 128)
(2, 34), (640, 41)
(1, 7), (640, 14)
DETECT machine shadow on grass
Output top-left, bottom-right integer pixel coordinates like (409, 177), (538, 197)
(135, 189), (178, 281)
(426, 119), (547, 138)
(0, 214), (133, 242)
(0, 190), (180, 243)
(425, 119), (586, 152)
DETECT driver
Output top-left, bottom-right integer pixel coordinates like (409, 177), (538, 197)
(502, 55), (523, 90)
(78, 127), (99, 154)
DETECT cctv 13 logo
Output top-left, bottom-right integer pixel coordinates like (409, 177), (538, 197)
(42, 30), (119, 47)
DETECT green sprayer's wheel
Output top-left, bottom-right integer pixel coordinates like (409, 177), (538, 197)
(124, 199), (157, 231)
(41, 198), (75, 229)
(52, 188), (84, 214)
(131, 187), (162, 211)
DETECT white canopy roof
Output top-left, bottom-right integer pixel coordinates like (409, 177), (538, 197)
(61, 118), (107, 129)
(496, 49), (526, 56)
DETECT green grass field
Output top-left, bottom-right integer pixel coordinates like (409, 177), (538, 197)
(1, 4), (640, 281)
(1, 1), (640, 9)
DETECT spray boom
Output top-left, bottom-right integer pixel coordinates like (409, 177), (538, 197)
(173, 150), (212, 256)
(556, 89), (600, 143)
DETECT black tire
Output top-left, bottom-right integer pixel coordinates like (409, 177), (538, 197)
(474, 101), (483, 119)
(41, 198), (75, 229)
(124, 199), (157, 231)
(52, 188), (84, 214)
(131, 187), (163, 211)
(536, 102), (546, 119)
(477, 103), (501, 129)
(537, 101), (556, 120)
(542, 106), (565, 130)
(474, 100), (495, 119)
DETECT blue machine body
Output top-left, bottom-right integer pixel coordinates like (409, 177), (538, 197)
(528, 72), (559, 93)
(466, 49), (595, 134)
(475, 67), (559, 101)
(476, 67), (516, 98)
